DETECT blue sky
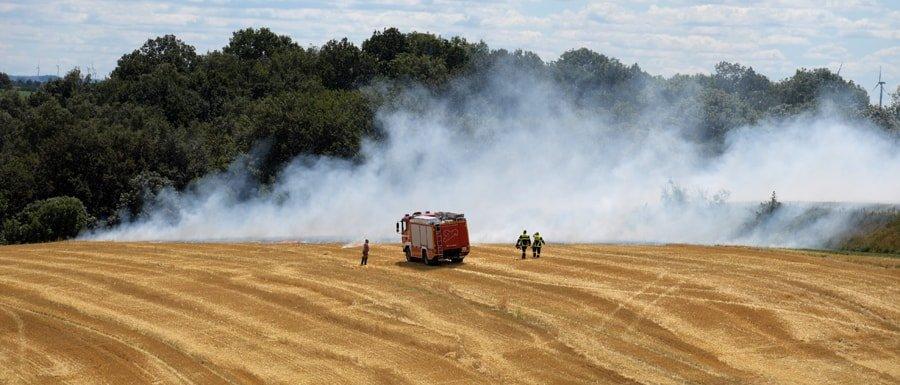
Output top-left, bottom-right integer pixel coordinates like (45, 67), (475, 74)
(1, 0), (898, 102)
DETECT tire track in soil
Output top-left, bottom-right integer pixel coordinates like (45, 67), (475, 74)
(0, 242), (897, 384)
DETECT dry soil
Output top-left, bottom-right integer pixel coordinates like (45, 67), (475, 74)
(0, 242), (897, 384)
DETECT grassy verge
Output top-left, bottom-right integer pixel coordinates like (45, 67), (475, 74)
(835, 210), (900, 254)
(791, 247), (899, 259)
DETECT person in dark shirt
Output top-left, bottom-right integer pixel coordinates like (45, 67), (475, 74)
(361, 239), (370, 266)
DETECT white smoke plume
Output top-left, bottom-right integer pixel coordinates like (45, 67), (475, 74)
(87, 64), (900, 246)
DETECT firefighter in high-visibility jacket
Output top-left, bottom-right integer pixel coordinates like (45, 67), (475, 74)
(516, 230), (531, 259)
(532, 232), (545, 258)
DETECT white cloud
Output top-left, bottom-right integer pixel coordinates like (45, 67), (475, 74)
(805, 43), (850, 60)
(758, 34), (809, 45)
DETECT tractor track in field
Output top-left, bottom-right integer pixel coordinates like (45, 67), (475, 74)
(0, 242), (897, 384)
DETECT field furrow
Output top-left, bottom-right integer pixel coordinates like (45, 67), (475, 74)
(0, 242), (897, 384)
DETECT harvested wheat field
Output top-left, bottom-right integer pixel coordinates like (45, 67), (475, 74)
(0, 242), (898, 385)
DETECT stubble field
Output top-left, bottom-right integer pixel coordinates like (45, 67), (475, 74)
(0, 242), (897, 384)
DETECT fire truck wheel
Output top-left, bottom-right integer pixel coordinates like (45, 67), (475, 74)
(421, 249), (433, 265)
(404, 246), (412, 262)
(450, 258), (463, 264)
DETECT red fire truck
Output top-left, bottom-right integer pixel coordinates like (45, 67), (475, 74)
(396, 211), (470, 265)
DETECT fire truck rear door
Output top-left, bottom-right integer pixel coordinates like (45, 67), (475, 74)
(425, 226), (434, 249)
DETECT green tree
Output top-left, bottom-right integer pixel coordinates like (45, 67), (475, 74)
(0, 153), (39, 218)
(269, 47), (321, 93)
(890, 85), (900, 120)
(775, 68), (869, 112)
(406, 32), (446, 57)
(697, 89), (755, 145)
(111, 171), (174, 224)
(386, 53), (449, 86)
(235, 90), (375, 180)
(712, 62), (774, 111)
(133, 63), (206, 124)
(223, 28), (297, 61)
(35, 120), (150, 218)
(317, 38), (375, 89)
(362, 27), (408, 68)
(192, 51), (246, 114)
(0, 72), (11, 90)
(554, 48), (646, 106)
(44, 68), (91, 102)
(111, 35), (198, 80)
(0, 192), (8, 222)
(859, 105), (900, 131)
(443, 37), (471, 73)
(673, 88), (755, 151)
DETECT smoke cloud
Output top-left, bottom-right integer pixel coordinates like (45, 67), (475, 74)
(87, 64), (900, 247)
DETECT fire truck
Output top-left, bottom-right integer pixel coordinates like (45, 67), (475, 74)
(396, 211), (470, 265)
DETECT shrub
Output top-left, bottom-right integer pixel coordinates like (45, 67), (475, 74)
(756, 191), (782, 218)
(2, 196), (89, 244)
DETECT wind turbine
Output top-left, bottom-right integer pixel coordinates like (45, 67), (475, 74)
(874, 67), (886, 108)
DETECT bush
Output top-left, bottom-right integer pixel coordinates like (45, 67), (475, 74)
(2, 196), (89, 244)
(756, 191), (782, 218)
(734, 191), (783, 238)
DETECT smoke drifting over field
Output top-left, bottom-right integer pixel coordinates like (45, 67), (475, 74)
(89, 64), (900, 247)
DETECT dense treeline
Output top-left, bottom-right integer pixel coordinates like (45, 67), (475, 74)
(1, 27), (899, 244)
